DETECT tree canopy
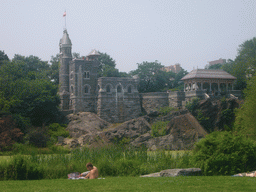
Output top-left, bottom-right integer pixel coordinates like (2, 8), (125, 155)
(98, 51), (128, 77)
(0, 50), (9, 66)
(0, 55), (60, 128)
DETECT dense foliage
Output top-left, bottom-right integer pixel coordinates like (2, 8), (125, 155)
(98, 51), (129, 77)
(129, 61), (187, 92)
(192, 131), (256, 176)
(234, 75), (256, 139)
(0, 116), (23, 151)
(0, 57), (60, 127)
(151, 121), (169, 137)
(0, 146), (192, 180)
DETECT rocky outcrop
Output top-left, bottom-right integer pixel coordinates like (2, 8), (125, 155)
(66, 112), (111, 138)
(140, 168), (202, 177)
(99, 117), (151, 143)
(63, 109), (207, 150)
(131, 113), (207, 150)
(196, 98), (241, 132)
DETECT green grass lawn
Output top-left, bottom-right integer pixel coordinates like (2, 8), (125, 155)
(1, 176), (256, 192)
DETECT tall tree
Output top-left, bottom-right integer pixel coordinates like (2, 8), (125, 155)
(222, 37), (256, 90)
(0, 57), (60, 127)
(234, 75), (256, 139)
(49, 54), (60, 84)
(98, 51), (118, 77)
(130, 61), (171, 92)
(0, 50), (9, 66)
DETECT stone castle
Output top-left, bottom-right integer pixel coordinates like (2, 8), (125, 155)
(59, 29), (240, 123)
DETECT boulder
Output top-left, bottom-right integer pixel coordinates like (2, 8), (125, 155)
(140, 168), (202, 177)
(98, 117), (151, 143)
(131, 112), (207, 150)
(160, 168), (202, 177)
(66, 112), (111, 138)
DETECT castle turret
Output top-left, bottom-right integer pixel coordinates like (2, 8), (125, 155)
(59, 29), (72, 110)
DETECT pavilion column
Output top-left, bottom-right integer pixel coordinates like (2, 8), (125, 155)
(226, 83), (228, 91)
(232, 83), (234, 90)
(201, 82), (203, 90)
(210, 83), (212, 91)
(184, 83), (186, 92)
(218, 82), (220, 92)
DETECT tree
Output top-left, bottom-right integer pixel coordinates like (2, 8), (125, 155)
(234, 75), (256, 139)
(72, 52), (81, 59)
(0, 50), (9, 66)
(171, 68), (188, 90)
(49, 54), (60, 84)
(206, 63), (223, 70)
(221, 37), (256, 90)
(0, 57), (60, 127)
(0, 115), (23, 151)
(98, 51), (118, 77)
(129, 61), (171, 92)
(12, 54), (50, 73)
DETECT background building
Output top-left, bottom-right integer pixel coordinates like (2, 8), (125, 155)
(162, 63), (182, 73)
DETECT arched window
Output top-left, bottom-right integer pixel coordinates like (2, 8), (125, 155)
(85, 86), (89, 93)
(128, 86), (132, 93)
(71, 86), (74, 94)
(117, 85), (122, 93)
(106, 85), (111, 93)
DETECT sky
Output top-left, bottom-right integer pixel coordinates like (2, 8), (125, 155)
(1, 0), (256, 73)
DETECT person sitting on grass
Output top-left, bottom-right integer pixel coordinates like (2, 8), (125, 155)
(80, 162), (99, 179)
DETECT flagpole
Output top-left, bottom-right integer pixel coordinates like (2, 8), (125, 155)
(63, 10), (67, 29)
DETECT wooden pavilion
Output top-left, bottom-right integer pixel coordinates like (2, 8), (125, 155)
(181, 69), (237, 94)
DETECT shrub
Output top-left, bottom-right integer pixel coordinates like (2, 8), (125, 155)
(26, 127), (49, 148)
(0, 115), (23, 151)
(192, 131), (256, 175)
(2, 155), (43, 180)
(48, 123), (69, 142)
(185, 97), (200, 114)
(151, 121), (169, 137)
(157, 106), (178, 116)
(195, 109), (211, 130)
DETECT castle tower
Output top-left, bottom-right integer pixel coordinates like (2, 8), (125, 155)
(59, 29), (72, 110)
(69, 50), (100, 113)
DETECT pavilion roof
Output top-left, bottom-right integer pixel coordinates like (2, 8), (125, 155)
(181, 69), (236, 81)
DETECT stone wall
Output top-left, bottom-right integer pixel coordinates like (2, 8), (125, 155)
(97, 77), (141, 123)
(140, 92), (169, 114)
(168, 91), (185, 108)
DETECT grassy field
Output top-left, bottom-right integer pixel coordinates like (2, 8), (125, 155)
(1, 176), (256, 192)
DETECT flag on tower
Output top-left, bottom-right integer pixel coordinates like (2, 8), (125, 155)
(63, 11), (66, 17)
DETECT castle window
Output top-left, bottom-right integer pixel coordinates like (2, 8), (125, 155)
(117, 85), (122, 93)
(106, 85), (111, 93)
(128, 86), (132, 93)
(85, 86), (89, 93)
(84, 85), (90, 94)
(84, 71), (90, 79)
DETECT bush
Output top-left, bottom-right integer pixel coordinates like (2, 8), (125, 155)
(2, 155), (43, 180)
(185, 97), (200, 114)
(26, 127), (49, 148)
(157, 106), (178, 116)
(192, 131), (256, 175)
(0, 115), (23, 151)
(151, 121), (169, 137)
(48, 123), (69, 143)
